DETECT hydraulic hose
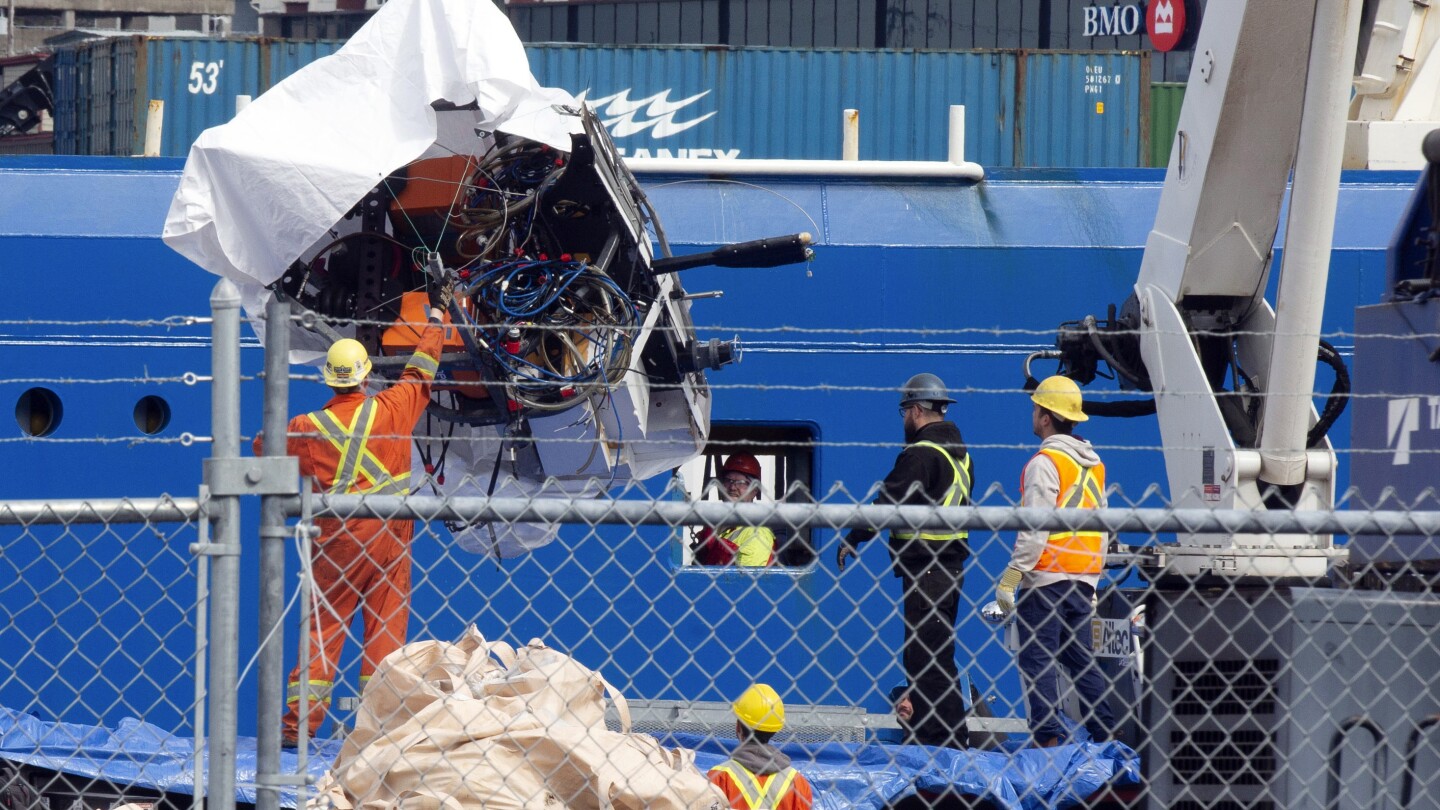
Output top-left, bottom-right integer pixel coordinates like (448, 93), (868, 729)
(1306, 339), (1350, 447)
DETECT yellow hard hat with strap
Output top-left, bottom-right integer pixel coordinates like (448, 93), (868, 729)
(733, 683), (785, 732)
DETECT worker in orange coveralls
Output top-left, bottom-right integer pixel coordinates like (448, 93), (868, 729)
(708, 684), (814, 810)
(256, 281), (451, 747)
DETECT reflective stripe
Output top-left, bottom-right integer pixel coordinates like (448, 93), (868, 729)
(334, 400), (375, 492)
(407, 351), (439, 379)
(1036, 448), (1107, 574)
(355, 453), (410, 496)
(286, 680), (333, 703)
(711, 762), (801, 810)
(892, 440), (971, 542)
(309, 401), (375, 494)
(307, 400), (410, 495)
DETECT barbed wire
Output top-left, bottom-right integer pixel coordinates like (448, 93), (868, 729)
(0, 317), (211, 327)
(8, 305), (1428, 337)
(2, 372), (1425, 406)
(10, 428), (1440, 459)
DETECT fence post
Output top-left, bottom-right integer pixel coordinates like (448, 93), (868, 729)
(207, 278), (242, 810)
(255, 294), (290, 810)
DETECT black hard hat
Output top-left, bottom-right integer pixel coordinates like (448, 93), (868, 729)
(899, 373), (956, 407)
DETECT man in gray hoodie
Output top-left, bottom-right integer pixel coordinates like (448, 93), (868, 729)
(994, 375), (1115, 747)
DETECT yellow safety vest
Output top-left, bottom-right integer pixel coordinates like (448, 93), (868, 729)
(306, 399), (411, 496)
(1035, 447), (1106, 574)
(891, 440), (971, 542)
(710, 761), (802, 810)
(718, 526), (776, 566)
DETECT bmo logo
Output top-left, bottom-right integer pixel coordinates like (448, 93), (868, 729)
(1082, 0), (1188, 52)
(1148, 0), (1186, 51)
(1082, 4), (1144, 37)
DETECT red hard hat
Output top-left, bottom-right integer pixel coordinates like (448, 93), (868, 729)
(720, 453), (762, 479)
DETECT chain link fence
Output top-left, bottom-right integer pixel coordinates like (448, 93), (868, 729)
(2, 287), (1439, 810)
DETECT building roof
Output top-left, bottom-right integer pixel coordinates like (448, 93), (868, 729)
(43, 28), (214, 47)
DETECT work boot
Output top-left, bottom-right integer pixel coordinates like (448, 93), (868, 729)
(280, 731), (300, 749)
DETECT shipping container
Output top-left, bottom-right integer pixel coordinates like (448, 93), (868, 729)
(143, 38), (267, 157)
(0, 133), (54, 155)
(1149, 81), (1184, 168)
(52, 36), (267, 158)
(1016, 50), (1147, 168)
(527, 45), (1020, 164)
(52, 38), (1148, 167)
(507, 0), (1205, 82)
(529, 45), (1146, 166)
(265, 39), (345, 88)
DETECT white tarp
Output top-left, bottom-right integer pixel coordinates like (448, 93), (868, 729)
(161, 0), (581, 300)
(158, 0), (706, 546)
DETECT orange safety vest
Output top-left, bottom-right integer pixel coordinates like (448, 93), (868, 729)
(306, 397), (413, 495)
(1033, 447), (1106, 574)
(708, 761), (812, 810)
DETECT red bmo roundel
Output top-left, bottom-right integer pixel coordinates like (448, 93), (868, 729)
(1148, 0), (1185, 51)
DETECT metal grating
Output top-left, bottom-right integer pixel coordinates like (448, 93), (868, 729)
(1175, 795), (1278, 801)
(1171, 729), (1277, 786)
(1174, 659), (1280, 715)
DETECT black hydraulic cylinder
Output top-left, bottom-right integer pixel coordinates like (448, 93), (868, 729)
(650, 232), (813, 275)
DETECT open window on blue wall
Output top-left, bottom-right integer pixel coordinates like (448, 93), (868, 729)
(672, 422), (818, 569)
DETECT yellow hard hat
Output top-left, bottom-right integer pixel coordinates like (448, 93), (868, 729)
(733, 683), (785, 732)
(323, 338), (372, 387)
(1031, 375), (1088, 422)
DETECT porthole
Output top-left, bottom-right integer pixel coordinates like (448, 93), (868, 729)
(133, 395), (172, 435)
(15, 387), (63, 437)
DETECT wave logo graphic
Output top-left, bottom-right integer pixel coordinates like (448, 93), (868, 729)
(576, 88), (717, 138)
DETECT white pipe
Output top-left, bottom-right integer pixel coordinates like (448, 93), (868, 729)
(1258, 0), (1365, 486)
(143, 99), (165, 157)
(625, 157), (984, 180)
(235, 94), (251, 115)
(948, 105), (966, 164)
(842, 108), (859, 161)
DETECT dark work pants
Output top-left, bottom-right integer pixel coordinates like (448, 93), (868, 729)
(1016, 580), (1116, 742)
(901, 565), (969, 749)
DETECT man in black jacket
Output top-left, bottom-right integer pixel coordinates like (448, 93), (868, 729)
(836, 372), (974, 749)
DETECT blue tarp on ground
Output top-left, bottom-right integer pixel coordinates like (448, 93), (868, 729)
(662, 732), (1139, 810)
(0, 707), (1138, 810)
(0, 707), (340, 808)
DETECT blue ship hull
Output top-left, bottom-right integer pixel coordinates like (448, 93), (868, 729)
(0, 157), (1420, 737)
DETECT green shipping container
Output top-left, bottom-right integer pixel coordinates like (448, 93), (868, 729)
(1150, 82), (1185, 168)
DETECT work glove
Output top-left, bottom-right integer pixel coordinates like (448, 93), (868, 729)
(995, 567), (1024, 617)
(428, 278), (454, 316)
(836, 539), (859, 571)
